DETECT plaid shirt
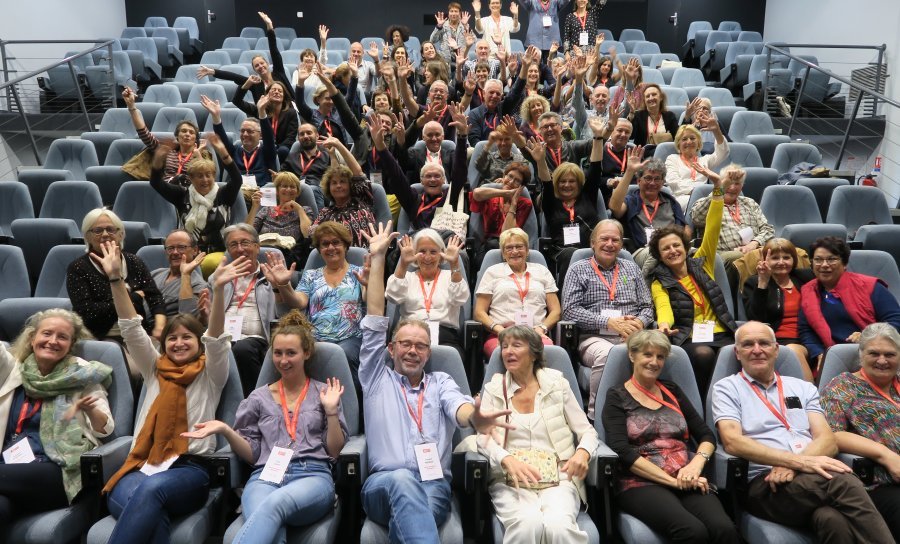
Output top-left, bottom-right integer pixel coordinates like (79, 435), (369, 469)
(691, 195), (775, 252)
(562, 255), (654, 334)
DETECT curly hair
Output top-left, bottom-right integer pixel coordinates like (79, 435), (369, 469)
(321, 164), (353, 202)
(385, 24), (411, 44)
(648, 225), (691, 262)
(504, 162), (532, 186)
(519, 94), (551, 126)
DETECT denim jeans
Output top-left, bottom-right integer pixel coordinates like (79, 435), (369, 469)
(106, 460), (209, 544)
(361, 469), (451, 544)
(234, 459), (336, 544)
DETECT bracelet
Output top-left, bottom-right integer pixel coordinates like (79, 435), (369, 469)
(712, 188), (724, 196)
(325, 412), (340, 417)
(697, 451), (711, 462)
(127, 108), (137, 112)
(108, 277), (121, 283)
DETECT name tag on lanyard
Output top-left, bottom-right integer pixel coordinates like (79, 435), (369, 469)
(260, 446), (293, 483)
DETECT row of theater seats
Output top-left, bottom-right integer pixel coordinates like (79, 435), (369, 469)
(0, 305), (879, 544)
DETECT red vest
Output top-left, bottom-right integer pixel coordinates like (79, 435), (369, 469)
(800, 271), (879, 349)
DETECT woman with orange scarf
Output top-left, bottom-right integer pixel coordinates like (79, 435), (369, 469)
(95, 240), (252, 543)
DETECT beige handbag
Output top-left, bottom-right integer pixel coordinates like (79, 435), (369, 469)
(648, 132), (673, 145)
(501, 373), (560, 489)
(430, 189), (468, 239)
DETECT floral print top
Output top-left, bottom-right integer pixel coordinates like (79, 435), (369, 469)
(296, 264), (364, 342)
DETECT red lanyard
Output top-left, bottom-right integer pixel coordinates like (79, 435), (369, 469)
(371, 147), (381, 165)
(648, 114), (662, 135)
(15, 398), (42, 434)
(741, 372), (791, 431)
(476, 88), (484, 103)
(425, 152), (442, 164)
(485, 112), (499, 130)
(510, 272), (531, 304)
(641, 199), (660, 224)
(278, 378), (310, 444)
(322, 119), (334, 137)
(680, 155), (697, 181)
(241, 147), (260, 175)
(859, 369), (900, 409)
(176, 149), (194, 174)
(562, 202), (576, 223)
(684, 274), (707, 310)
(530, 124), (544, 141)
(548, 146), (563, 168)
(576, 12), (588, 30)
(726, 204), (742, 224)
(232, 276), (256, 310)
(271, 115), (279, 136)
(298, 151), (321, 177)
(629, 378), (689, 439)
(400, 378), (428, 434)
(418, 273), (440, 315)
(607, 144), (626, 173)
(417, 194), (442, 217)
(539, 0), (551, 12)
(590, 258), (619, 301)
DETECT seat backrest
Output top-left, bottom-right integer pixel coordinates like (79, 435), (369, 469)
(599, 40), (625, 54)
(143, 83), (182, 106)
(35, 244), (86, 297)
(725, 142), (763, 168)
(205, 107), (248, 134)
(670, 67), (706, 88)
(795, 178), (850, 221)
(660, 86), (688, 107)
(817, 344), (860, 393)
(770, 142), (822, 173)
(186, 83), (227, 104)
(80, 132), (124, 166)
(121, 221), (151, 254)
(0, 246), (30, 301)
(483, 345), (581, 407)
(121, 27), (146, 39)
(855, 224), (900, 262)
(728, 110), (774, 142)
(303, 247), (368, 271)
(847, 250), (900, 301)
(112, 181), (179, 238)
(475, 250), (548, 290)
(619, 29), (645, 43)
(136, 244), (168, 272)
(652, 141), (677, 161)
(724, 42), (757, 66)
(737, 31), (762, 42)
(698, 87), (735, 107)
(128, 37), (159, 63)
(0, 181), (34, 235)
(274, 26), (297, 43)
(152, 27), (180, 49)
(254, 36), (284, 52)
(44, 139), (99, 179)
(631, 41), (660, 56)
(173, 16), (200, 39)
(201, 50), (232, 65)
(176, 64), (203, 82)
(740, 167), (779, 203)
(325, 37), (352, 55)
(593, 344), (702, 441)
(687, 21), (713, 41)
(39, 180), (104, 222)
(240, 27), (265, 41)
(718, 21), (742, 32)
(370, 183), (392, 226)
(825, 185), (892, 236)
(238, 49), (271, 65)
(759, 184), (821, 235)
(703, 31), (732, 52)
(105, 138), (145, 166)
(151, 106), (198, 133)
(10, 218), (81, 283)
(642, 67), (665, 85)
(781, 223), (847, 254)
(290, 37), (318, 52)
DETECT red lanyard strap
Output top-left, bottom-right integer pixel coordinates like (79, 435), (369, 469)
(271, 115), (279, 135)
(418, 273), (440, 315)
(684, 274), (708, 310)
(510, 272), (531, 304)
(417, 194), (442, 217)
(278, 378), (310, 443)
(641, 199), (660, 224)
(606, 144), (626, 173)
(176, 149), (195, 175)
(576, 13), (588, 30)
(590, 258), (619, 301)
(548, 146), (563, 168)
(859, 369), (900, 409)
(400, 377), (428, 435)
(298, 151), (321, 177)
(562, 202), (576, 223)
(15, 398), (42, 434)
(232, 276), (257, 310)
(680, 155), (697, 181)
(242, 147), (260, 175)
(741, 372), (791, 431)
(322, 119), (333, 137)
(649, 114), (662, 135)
(726, 204), (742, 224)
(629, 379), (688, 439)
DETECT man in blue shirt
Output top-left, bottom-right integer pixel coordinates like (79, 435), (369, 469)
(359, 221), (512, 543)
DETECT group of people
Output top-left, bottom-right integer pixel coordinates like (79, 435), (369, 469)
(7, 3), (897, 543)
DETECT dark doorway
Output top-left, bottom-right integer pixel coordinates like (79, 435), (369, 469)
(646, 0), (681, 55)
(203, 0), (236, 51)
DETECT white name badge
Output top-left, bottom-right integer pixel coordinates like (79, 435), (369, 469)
(738, 226), (754, 245)
(415, 442), (444, 481)
(692, 321), (715, 343)
(2, 438), (36, 464)
(644, 227), (656, 246)
(601, 309), (623, 319)
(260, 445), (293, 483)
(514, 310), (533, 327)
(789, 431), (810, 454)
(260, 187), (278, 207)
(542, 15), (552, 27)
(241, 174), (258, 188)
(140, 455), (178, 476)
(370, 171), (383, 185)
(224, 315), (244, 341)
(579, 32), (589, 46)
(427, 321), (441, 346)
(563, 225), (580, 246)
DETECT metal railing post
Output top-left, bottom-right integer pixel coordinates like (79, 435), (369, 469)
(10, 83), (41, 164)
(1, 41), (10, 110)
(835, 92), (864, 170)
(762, 47), (772, 114)
(787, 65), (811, 137)
(874, 44), (885, 114)
(107, 43), (116, 110)
(68, 61), (92, 132)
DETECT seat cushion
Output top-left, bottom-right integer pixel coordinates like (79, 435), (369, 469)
(360, 496), (462, 544)
(491, 510), (599, 544)
(7, 501), (93, 544)
(224, 497), (341, 544)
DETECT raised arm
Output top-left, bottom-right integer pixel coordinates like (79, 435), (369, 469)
(608, 145), (646, 219)
(361, 221), (398, 317)
(322, 136), (363, 177)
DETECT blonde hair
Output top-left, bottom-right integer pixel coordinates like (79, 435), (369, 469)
(273, 171), (301, 192)
(720, 163), (747, 190)
(674, 124), (702, 152)
(11, 308), (94, 362)
(499, 228), (529, 250)
(551, 163), (585, 199)
(519, 94), (551, 125)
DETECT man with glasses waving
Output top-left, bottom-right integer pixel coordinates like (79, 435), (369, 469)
(713, 321), (894, 542)
(562, 219), (654, 420)
(359, 222), (513, 544)
(209, 224), (288, 395)
(149, 229), (207, 318)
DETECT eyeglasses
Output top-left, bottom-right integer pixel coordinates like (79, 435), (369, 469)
(641, 176), (664, 183)
(226, 240), (257, 250)
(164, 244), (192, 253)
(812, 257), (841, 265)
(395, 340), (430, 352)
(318, 240), (344, 249)
(503, 244), (526, 252)
(89, 226), (120, 235)
(539, 122), (560, 130)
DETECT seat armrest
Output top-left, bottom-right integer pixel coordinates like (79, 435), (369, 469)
(452, 450), (489, 494)
(199, 450), (233, 488)
(837, 452), (875, 487)
(464, 319), (485, 392)
(585, 442), (617, 488)
(712, 449), (749, 493)
(538, 237), (553, 255)
(81, 435), (133, 489)
(337, 434), (368, 487)
(557, 321), (579, 366)
(587, 442), (618, 538)
(720, 64), (735, 85)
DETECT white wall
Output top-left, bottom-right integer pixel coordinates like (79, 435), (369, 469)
(764, 0), (900, 204)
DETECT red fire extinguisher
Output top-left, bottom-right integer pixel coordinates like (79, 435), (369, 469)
(859, 156), (881, 187)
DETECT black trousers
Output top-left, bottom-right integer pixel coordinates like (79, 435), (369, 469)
(616, 484), (740, 544)
(232, 336), (269, 397)
(869, 484), (900, 543)
(0, 460), (68, 526)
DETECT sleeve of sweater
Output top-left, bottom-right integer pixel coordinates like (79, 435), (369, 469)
(601, 387), (643, 468)
(872, 282), (900, 329)
(149, 165), (187, 208)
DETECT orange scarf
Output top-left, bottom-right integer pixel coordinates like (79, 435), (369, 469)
(103, 353), (207, 493)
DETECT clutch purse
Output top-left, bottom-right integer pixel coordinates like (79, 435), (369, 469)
(505, 448), (560, 489)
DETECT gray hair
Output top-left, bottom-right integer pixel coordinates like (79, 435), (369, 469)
(639, 158), (666, 178)
(538, 111), (562, 126)
(498, 325), (545, 375)
(859, 322), (900, 353)
(412, 228), (446, 252)
(391, 318), (431, 342)
(81, 208), (125, 250)
(735, 321), (777, 343)
(419, 162), (446, 180)
(626, 329), (672, 359)
(222, 223), (259, 244)
(592, 219), (625, 240)
(485, 78), (504, 91)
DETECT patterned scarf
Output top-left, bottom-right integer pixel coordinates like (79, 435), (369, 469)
(103, 353), (206, 494)
(20, 354), (113, 502)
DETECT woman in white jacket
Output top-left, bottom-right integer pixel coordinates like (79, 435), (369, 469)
(664, 118), (728, 211)
(477, 325), (598, 543)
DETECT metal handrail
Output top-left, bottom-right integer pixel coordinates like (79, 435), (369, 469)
(761, 42), (893, 169)
(0, 39), (116, 165)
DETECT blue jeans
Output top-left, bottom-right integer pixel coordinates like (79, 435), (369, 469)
(362, 469), (451, 544)
(234, 459), (335, 544)
(107, 460), (209, 544)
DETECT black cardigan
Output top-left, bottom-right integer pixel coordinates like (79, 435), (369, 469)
(630, 109), (679, 147)
(743, 268), (815, 332)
